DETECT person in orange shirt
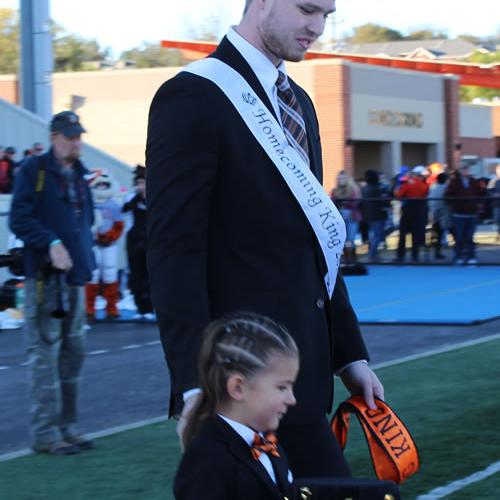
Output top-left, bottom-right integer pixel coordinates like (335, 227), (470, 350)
(395, 167), (429, 262)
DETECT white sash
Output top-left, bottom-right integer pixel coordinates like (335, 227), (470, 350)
(184, 58), (346, 297)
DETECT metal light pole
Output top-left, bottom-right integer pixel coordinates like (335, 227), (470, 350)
(20, 0), (53, 120)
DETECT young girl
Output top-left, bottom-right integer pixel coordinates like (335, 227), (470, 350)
(174, 312), (299, 500)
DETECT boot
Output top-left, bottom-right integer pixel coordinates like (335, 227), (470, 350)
(343, 243), (356, 265)
(85, 283), (99, 318)
(103, 281), (120, 318)
(349, 245), (357, 263)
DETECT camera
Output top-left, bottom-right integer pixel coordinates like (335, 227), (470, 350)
(0, 247), (25, 277)
(0, 248), (67, 318)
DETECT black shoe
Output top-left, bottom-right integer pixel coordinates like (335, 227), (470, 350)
(33, 440), (80, 455)
(63, 434), (95, 451)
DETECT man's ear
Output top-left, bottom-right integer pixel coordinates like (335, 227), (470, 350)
(226, 373), (248, 401)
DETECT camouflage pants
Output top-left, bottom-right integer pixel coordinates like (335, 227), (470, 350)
(23, 277), (86, 445)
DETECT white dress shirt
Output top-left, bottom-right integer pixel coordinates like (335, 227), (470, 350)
(226, 27), (286, 126)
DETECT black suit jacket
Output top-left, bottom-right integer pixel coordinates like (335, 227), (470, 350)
(174, 416), (292, 500)
(146, 37), (369, 421)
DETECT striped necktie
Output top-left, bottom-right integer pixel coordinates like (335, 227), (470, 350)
(276, 71), (310, 167)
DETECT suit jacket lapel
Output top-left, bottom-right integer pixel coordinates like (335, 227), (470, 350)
(270, 450), (294, 499)
(211, 417), (284, 499)
(211, 37), (322, 183)
(228, 439), (285, 499)
(210, 36), (279, 123)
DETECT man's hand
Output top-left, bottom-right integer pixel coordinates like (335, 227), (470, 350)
(340, 362), (384, 410)
(49, 242), (73, 271)
(176, 392), (201, 452)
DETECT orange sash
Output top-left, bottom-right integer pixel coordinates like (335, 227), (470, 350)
(331, 396), (420, 484)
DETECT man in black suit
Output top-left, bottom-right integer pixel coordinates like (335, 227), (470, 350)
(146, 0), (384, 477)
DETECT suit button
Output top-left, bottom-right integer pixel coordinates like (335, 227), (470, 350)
(316, 298), (325, 309)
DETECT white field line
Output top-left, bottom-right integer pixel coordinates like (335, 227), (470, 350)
(0, 416), (168, 463)
(375, 333), (500, 499)
(416, 461), (500, 499)
(370, 333), (500, 371)
(2, 333), (499, 464)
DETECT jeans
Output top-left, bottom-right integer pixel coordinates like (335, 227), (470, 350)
(368, 220), (386, 258)
(451, 214), (477, 261)
(24, 278), (86, 445)
(397, 212), (427, 260)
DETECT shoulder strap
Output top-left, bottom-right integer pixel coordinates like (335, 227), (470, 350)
(35, 157), (46, 194)
(331, 396), (420, 484)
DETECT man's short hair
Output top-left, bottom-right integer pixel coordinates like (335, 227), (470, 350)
(244, 0), (252, 13)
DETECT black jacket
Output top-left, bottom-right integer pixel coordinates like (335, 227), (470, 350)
(146, 37), (368, 421)
(9, 149), (95, 285)
(174, 416), (292, 500)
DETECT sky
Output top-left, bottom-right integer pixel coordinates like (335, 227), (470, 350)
(2, 0), (499, 58)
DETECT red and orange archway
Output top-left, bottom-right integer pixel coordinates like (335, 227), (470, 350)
(161, 39), (500, 89)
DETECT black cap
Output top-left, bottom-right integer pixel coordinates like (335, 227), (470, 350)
(50, 111), (86, 137)
(5, 146), (16, 154)
(134, 164), (146, 181)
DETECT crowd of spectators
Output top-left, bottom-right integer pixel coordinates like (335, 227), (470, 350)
(2, 142), (499, 270)
(330, 162), (500, 264)
(0, 143), (45, 194)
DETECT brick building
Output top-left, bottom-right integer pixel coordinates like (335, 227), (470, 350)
(1, 60), (498, 192)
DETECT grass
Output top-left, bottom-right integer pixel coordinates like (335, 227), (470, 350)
(1, 339), (499, 500)
(334, 339), (500, 499)
(0, 421), (179, 500)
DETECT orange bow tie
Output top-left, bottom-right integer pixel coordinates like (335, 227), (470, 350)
(251, 432), (280, 460)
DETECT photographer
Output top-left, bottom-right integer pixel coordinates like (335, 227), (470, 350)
(9, 111), (95, 455)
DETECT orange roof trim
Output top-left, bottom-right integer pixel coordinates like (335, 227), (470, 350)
(162, 39), (500, 89)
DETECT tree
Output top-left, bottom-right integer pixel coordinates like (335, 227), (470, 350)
(52, 21), (109, 72)
(459, 51), (500, 102)
(120, 43), (185, 68)
(0, 10), (109, 74)
(406, 29), (448, 40)
(0, 8), (19, 74)
(457, 34), (483, 45)
(348, 23), (404, 44)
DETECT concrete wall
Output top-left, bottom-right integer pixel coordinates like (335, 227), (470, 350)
(0, 98), (133, 190)
(0, 75), (18, 105)
(2, 63), (497, 191)
(459, 104), (493, 138)
(459, 104), (496, 160)
(350, 64), (445, 145)
(52, 67), (180, 166)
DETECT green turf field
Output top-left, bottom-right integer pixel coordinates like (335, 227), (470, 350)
(1, 338), (499, 500)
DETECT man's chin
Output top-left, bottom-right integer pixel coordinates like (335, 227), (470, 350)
(65, 154), (80, 163)
(283, 50), (307, 63)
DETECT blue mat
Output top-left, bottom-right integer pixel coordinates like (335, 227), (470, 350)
(344, 266), (500, 324)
